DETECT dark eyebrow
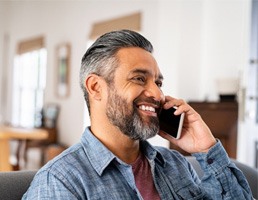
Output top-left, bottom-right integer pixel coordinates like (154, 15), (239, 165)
(130, 68), (164, 81)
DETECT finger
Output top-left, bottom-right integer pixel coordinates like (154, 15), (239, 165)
(174, 103), (191, 115)
(164, 98), (189, 114)
(163, 96), (183, 109)
(163, 96), (197, 118)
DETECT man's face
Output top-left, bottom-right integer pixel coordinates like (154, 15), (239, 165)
(106, 47), (164, 140)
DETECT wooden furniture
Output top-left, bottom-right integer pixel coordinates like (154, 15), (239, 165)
(169, 101), (238, 158)
(25, 127), (58, 166)
(0, 126), (48, 171)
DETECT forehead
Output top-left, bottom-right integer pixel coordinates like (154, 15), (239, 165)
(115, 47), (163, 79)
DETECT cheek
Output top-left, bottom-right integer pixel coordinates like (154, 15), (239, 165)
(101, 85), (110, 103)
(123, 86), (144, 103)
(117, 81), (144, 100)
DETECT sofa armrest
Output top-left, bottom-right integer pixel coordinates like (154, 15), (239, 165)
(0, 170), (36, 200)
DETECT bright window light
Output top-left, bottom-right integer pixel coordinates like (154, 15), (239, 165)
(12, 48), (47, 128)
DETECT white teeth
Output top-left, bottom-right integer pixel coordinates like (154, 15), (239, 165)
(139, 105), (155, 112)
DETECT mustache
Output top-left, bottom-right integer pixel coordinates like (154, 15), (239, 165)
(134, 97), (161, 108)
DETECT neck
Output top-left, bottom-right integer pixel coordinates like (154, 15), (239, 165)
(90, 121), (140, 164)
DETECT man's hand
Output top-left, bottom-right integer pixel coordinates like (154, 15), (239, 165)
(159, 96), (216, 154)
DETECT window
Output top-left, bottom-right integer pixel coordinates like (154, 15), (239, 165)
(12, 37), (46, 128)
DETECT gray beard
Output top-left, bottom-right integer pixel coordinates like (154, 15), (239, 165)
(106, 89), (159, 141)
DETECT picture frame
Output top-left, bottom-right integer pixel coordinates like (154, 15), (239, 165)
(56, 43), (70, 98)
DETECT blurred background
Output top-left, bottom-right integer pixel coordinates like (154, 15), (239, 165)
(0, 0), (257, 171)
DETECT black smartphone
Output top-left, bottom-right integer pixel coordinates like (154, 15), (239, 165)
(159, 107), (185, 139)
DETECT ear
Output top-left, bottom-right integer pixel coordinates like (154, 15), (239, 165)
(85, 74), (103, 101)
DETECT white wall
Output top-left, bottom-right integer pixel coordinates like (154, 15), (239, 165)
(199, 1), (251, 101)
(156, 0), (251, 102)
(0, 2), (10, 124)
(0, 0), (251, 149)
(0, 5), (3, 123)
(157, 1), (204, 100)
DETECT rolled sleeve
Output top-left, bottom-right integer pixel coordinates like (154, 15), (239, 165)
(192, 140), (253, 200)
(193, 140), (231, 175)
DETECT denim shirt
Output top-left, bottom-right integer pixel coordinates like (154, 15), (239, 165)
(22, 127), (253, 199)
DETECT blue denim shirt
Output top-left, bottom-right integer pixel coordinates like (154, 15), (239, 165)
(22, 127), (252, 199)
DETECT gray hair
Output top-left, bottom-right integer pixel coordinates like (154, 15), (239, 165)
(79, 29), (153, 113)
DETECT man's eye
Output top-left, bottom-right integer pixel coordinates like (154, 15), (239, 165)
(156, 81), (163, 88)
(134, 76), (145, 83)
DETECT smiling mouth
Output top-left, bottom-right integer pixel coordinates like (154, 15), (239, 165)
(139, 105), (156, 113)
(137, 105), (161, 117)
(134, 98), (161, 116)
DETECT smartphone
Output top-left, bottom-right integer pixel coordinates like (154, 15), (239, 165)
(159, 107), (185, 139)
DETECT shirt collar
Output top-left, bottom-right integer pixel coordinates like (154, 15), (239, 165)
(81, 127), (116, 176)
(81, 127), (166, 176)
(140, 140), (166, 167)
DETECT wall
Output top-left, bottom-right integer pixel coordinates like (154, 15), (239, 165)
(0, 2), (11, 124)
(199, 1), (251, 100)
(157, 0), (250, 102)
(0, 1), (251, 150)
(0, 5), (3, 123)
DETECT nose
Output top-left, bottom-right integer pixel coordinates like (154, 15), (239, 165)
(144, 82), (164, 103)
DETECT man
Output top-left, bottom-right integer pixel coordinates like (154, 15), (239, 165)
(23, 30), (253, 199)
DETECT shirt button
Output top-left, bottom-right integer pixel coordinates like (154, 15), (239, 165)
(207, 158), (214, 164)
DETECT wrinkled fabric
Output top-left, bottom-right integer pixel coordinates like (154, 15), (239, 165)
(22, 127), (253, 200)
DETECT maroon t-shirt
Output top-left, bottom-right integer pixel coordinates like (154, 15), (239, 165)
(131, 153), (160, 200)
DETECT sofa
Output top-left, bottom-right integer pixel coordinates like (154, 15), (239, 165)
(0, 157), (257, 200)
(0, 170), (36, 200)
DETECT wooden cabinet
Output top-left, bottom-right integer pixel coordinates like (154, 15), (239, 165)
(24, 127), (58, 165)
(169, 101), (238, 158)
